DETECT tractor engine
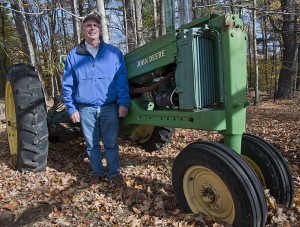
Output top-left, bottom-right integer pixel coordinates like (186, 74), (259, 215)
(127, 26), (224, 112)
(129, 65), (178, 108)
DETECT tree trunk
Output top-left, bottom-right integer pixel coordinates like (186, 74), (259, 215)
(262, 10), (269, 92)
(78, 0), (84, 15)
(97, 0), (110, 43)
(253, 0), (259, 105)
(159, 0), (166, 36)
(10, 0), (48, 97)
(296, 45), (300, 90)
(71, 0), (81, 45)
(36, 16), (48, 65)
(229, 0), (235, 14)
(153, 0), (158, 38)
(178, 0), (192, 26)
(10, 1), (36, 66)
(275, 0), (297, 99)
(124, 0), (136, 51)
(0, 3), (7, 97)
(164, 0), (175, 33)
(134, 0), (145, 47)
(59, 0), (68, 53)
(271, 35), (278, 95)
(192, 0), (197, 20)
(23, 1), (43, 82)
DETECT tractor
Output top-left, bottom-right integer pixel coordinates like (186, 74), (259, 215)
(4, 3), (294, 226)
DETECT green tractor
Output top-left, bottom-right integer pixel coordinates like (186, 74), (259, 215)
(5, 5), (293, 227)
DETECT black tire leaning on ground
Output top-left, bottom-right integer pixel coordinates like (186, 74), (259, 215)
(138, 126), (174, 152)
(5, 64), (49, 172)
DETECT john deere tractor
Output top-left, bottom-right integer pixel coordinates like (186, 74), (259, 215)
(5, 2), (294, 226)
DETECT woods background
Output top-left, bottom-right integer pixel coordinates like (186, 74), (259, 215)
(0, 0), (299, 101)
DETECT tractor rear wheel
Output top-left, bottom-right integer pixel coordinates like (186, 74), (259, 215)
(241, 134), (294, 208)
(5, 64), (49, 172)
(172, 141), (267, 226)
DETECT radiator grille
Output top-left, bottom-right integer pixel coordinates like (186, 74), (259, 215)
(176, 28), (222, 110)
(193, 35), (216, 108)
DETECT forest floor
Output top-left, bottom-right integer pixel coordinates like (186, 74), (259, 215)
(0, 91), (299, 227)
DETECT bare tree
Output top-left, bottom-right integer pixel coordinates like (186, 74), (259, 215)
(153, 0), (158, 38)
(23, 1), (44, 75)
(124, 0), (137, 51)
(96, 0), (110, 43)
(262, 0), (269, 92)
(297, 45), (300, 90)
(78, 0), (84, 15)
(268, 0), (298, 98)
(58, 0), (68, 53)
(178, 0), (192, 26)
(159, 0), (166, 36)
(0, 2), (8, 73)
(134, 0), (145, 46)
(71, 0), (81, 45)
(0, 1), (8, 97)
(10, 0), (37, 66)
(253, 0), (259, 104)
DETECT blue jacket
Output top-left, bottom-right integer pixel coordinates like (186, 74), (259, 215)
(62, 40), (130, 115)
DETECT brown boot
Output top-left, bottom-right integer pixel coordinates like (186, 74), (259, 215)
(110, 174), (124, 187)
(88, 175), (105, 184)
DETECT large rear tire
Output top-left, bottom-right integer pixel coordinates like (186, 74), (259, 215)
(241, 134), (294, 208)
(5, 64), (49, 172)
(172, 141), (267, 226)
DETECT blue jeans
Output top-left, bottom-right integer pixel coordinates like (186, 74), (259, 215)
(78, 103), (120, 178)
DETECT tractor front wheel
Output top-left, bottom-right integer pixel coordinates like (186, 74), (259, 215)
(5, 64), (49, 172)
(172, 141), (267, 226)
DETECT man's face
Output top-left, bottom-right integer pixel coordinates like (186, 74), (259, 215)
(82, 18), (101, 41)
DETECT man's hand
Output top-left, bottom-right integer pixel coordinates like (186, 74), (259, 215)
(70, 111), (80, 123)
(119, 106), (128, 117)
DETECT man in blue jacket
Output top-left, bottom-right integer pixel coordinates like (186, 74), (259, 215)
(62, 12), (130, 186)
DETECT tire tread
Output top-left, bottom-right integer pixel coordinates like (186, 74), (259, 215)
(6, 64), (48, 172)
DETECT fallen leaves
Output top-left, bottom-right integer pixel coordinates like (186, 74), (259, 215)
(0, 92), (299, 226)
(0, 200), (19, 212)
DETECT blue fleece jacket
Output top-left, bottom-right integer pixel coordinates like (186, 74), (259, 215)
(62, 40), (130, 116)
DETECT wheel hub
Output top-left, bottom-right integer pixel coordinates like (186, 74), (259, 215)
(201, 185), (220, 209)
(183, 166), (235, 224)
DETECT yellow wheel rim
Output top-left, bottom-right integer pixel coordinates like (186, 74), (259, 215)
(5, 81), (18, 155)
(183, 166), (235, 224)
(242, 155), (266, 188)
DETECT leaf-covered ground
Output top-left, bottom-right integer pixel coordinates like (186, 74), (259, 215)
(0, 92), (299, 227)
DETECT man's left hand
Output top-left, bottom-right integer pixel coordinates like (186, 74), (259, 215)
(119, 106), (128, 117)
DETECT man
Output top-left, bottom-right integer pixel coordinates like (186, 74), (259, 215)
(62, 12), (130, 186)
